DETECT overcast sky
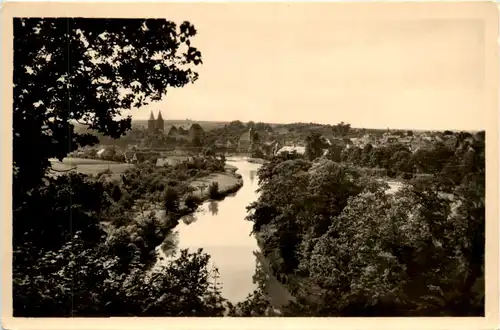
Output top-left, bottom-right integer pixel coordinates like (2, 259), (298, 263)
(130, 3), (492, 130)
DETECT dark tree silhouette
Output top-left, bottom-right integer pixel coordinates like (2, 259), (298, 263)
(13, 18), (202, 200)
(305, 131), (328, 161)
(11, 18), (238, 318)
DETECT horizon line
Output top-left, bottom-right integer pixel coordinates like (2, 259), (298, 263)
(130, 118), (482, 133)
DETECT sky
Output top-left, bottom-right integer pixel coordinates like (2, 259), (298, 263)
(129, 3), (493, 130)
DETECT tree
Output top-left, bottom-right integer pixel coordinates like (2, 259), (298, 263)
(14, 234), (228, 317)
(326, 143), (343, 163)
(163, 186), (180, 213)
(305, 131), (327, 161)
(203, 145), (216, 156)
(14, 18), (202, 200)
(11, 18), (238, 318)
(332, 121), (351, 137)
(296, 175), (484, 316)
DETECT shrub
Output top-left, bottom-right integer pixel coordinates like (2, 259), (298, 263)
(185, 194), (202, 210)
(163, 187), (180, 212)
(208, 182), (220, 199)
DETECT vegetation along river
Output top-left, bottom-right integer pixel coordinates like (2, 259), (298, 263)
(156, 158), (404, 307)
(157, 159), (293, 307)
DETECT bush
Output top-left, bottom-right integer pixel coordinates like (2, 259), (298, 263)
(163, 187), (180, 212)
(208, 182), (220, 199)
(185, 194), (202, 210)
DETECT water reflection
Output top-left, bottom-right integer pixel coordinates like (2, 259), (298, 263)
(252, 250), (266, 285)
(249, 170), (256, 184)
(208, 201), (219, 216)
(252, 249), (295, 310)
(159, 160), (267, 303)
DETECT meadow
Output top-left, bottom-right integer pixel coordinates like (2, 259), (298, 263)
(49, 157), (134, 177)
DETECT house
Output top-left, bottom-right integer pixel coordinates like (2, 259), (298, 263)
(166, 125), (188, 141)
(188, 123), (205, 143)
(398, 136), (413, 145)
(277, 145), (306, 155)
(409, 139), (431, 153)
(167, 126), (179, 138)
(349, 137), (368, 148)
(96, 147), (115, 159)
(381, 135), (400, 144)
(214, 140), (226, 148)
(322, 136), (347, 148)
(238, 128), (254, 152)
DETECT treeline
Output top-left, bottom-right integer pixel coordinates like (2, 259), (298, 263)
(317, 131), (485, 185)
(69, 146), (127, 163)
(241, 140), (485, 316)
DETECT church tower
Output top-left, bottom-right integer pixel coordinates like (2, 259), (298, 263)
(156, 111), (164, 132)
(147, 111), (155, 134)
(248, 127), (254, 153)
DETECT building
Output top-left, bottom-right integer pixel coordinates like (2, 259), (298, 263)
(277, 145), (306, 155)
(188, 123), (205, 143)
(381, 135), (400, 144)
(96, 147), (113, 159)
(328, 137), (348, 148)
(167, 126), (183, 140)
(398, 136), (413, 145)
(147, 111), (165, 134)
(156, 111), (164, 132)
(238, 128), (254, 152)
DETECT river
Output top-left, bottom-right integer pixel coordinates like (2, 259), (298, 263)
(159, 159), (269, 304)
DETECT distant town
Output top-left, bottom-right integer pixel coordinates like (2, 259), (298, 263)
(71, 110), (472, 169)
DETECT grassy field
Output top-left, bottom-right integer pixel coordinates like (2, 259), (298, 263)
(49, 157), (134, 177)
(189, 172), (243, 199)
(50, 156), (237, 177)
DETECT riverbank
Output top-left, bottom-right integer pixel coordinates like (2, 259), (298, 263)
(246, 158), (266, 164)
(254, 233), (296, 310)
(189, 171), (244, 200)
(154, 168), (244, 234)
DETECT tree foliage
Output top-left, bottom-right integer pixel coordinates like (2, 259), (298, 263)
(246, 135), (485, 316)
(11, 18), (237, 317)
(14, 18), (201, 198)
(305, 131), (328, 161)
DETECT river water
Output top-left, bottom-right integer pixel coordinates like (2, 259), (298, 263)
(161, 160), (263, 304)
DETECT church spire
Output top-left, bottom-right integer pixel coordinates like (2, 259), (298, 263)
(149, 111), (155, 120)
(155, 110), (164, 131)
